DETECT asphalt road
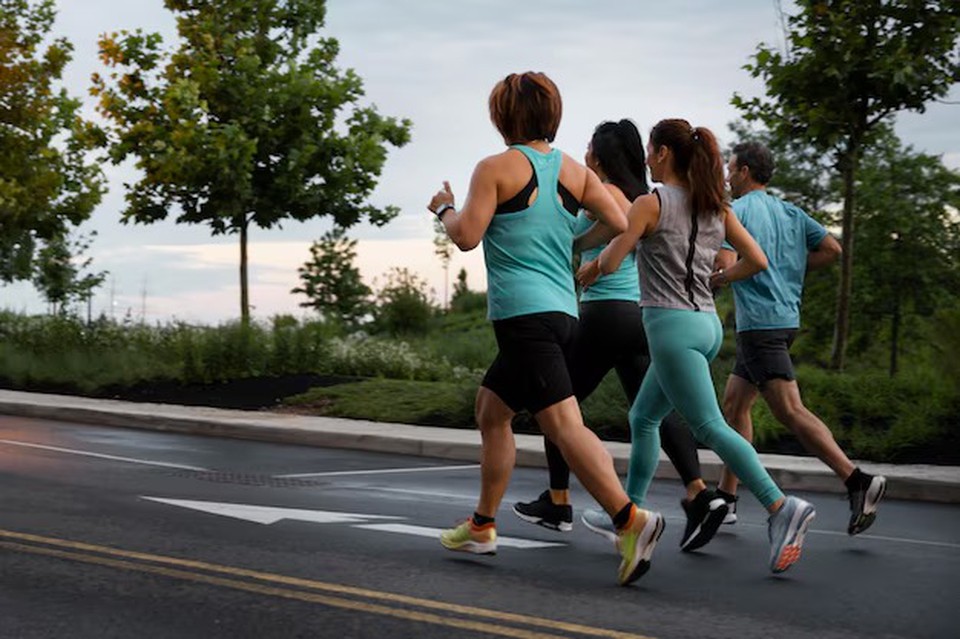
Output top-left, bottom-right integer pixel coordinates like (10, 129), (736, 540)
(1, 415), (957, 639)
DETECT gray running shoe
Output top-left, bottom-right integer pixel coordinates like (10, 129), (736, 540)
(768, 496), (816, 574)
(580, 508), (618, 544)
(848, 474), (886, 536)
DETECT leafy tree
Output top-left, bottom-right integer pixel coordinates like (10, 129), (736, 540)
(0, 0), (104, 282)
(733, 0), (960, 369)
(452, 267), (469, 300)
(373, 267), (434, 335)
(91, 0), (411, 324)
(450, 267), (486, 314)
(32, 232), (107, 315)
(850, 128), (960, 375)
(292, 227), (371, 327)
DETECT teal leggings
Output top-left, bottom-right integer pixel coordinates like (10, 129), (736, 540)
(626, 307), (783, 508)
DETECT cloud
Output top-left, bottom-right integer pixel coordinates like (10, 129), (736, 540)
(35, 0), (959, 324)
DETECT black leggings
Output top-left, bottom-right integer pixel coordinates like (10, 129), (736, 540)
(544, 301), (702, 489)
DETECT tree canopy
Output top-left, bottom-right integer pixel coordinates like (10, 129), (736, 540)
(91, 0), (411, 323)
(0, 0), (103, 283)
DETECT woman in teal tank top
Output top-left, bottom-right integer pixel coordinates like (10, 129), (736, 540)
(584, 118), (817, 575)
(426, 72), (665, 586)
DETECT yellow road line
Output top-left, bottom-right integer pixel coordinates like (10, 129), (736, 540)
(0, 528), (654, 639)
(0, 541), (560, 639)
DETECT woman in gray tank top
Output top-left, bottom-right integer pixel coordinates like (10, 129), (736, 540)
(581, 118), (818, 575)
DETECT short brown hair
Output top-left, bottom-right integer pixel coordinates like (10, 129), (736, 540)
(488, 72), (562, 144)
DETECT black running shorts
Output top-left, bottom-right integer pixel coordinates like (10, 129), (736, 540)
(482, 311), (578, 415)
(731, 328), (799, 388)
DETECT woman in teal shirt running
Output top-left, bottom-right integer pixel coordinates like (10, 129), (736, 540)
(582, 118), (817, 574)
(427, 72), (665, 586)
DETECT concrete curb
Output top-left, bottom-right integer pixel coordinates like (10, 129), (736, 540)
(1, 389), (958, 503)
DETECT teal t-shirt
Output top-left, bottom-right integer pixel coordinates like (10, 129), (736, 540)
(726, 190), (828, 331)
(483, 145), (579, 321)
(575, 211), (640, 303)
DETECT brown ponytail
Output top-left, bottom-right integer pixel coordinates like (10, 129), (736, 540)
(650, 119), (727, 217)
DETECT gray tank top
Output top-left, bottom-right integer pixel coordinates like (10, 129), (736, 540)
(637, 183), (724, 312)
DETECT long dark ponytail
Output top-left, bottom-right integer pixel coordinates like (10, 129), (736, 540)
(649, 118), (726, 217)
(590, 119), (649, 201)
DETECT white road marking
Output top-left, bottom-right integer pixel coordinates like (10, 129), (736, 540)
(719, 519), (960, 550)
(276, 464), (480, 479)
(344, 486), (481, 502)
(0, 439), (209, 471)
(352, 523), (565, 549)
(142, 497), (404, 525)
(142, 497), (562, 549)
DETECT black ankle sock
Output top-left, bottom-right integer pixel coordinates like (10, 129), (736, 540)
(612, 503), (634, 530)
(472, 512), (495, 527)
(845, 468), (864, 491)
(716, 488), (738, 503)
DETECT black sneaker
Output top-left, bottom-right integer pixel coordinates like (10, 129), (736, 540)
(718, 491), (738, 525)
(848, 473), (887, 535)
(512, 490), (573, 532)
(679, 489), (729, 552)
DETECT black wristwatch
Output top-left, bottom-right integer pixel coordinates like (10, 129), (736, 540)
(433, 203), (455, 219)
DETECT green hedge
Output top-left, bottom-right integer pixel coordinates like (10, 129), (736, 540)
(1, 309), (955, 463)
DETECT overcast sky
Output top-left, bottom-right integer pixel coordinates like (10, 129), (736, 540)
(2, 0), (958, 323)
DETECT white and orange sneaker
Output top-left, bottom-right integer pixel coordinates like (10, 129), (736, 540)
(768, 496), (816, 573)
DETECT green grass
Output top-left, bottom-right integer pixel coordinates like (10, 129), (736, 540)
(285, 378), (477, 428)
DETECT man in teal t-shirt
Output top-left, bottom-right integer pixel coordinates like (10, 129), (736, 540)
(712, 141), (887, 537)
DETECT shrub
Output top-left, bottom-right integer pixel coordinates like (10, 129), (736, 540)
(321, 334), (452, 381)
(372, 267), (436, 335)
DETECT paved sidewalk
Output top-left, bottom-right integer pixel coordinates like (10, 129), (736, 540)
(1, 389), (957, 503)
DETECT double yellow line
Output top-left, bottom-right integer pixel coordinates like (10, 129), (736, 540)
(0, 528), (654, 639)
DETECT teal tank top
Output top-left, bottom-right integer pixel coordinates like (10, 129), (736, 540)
(483, 145), (579, 320)
(575, 211), (641, 303)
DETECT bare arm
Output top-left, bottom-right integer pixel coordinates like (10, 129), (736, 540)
(427, 159), (498, 251)
(710, 208), (768, 288)
(574, 168), (627, 252)
(807, 233), (841, 271)
(715, 248), (737, 271)
(596, 193), (658, 276)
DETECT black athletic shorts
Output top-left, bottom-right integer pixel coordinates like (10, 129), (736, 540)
(482, 311), (578, 415)
(731, 328), (799, 388)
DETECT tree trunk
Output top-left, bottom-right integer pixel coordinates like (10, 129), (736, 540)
(240, 219), (250, 325)
(830, 145), (860, 370)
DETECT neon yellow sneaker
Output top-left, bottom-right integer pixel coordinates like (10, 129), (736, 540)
(440, 518), (497, 555)
(617, 506), (665, 586)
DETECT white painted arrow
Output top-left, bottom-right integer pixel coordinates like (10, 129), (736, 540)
(141, 497), (404, 525)
(354, 524), (564, 549)
(142, 497), (566, 550)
